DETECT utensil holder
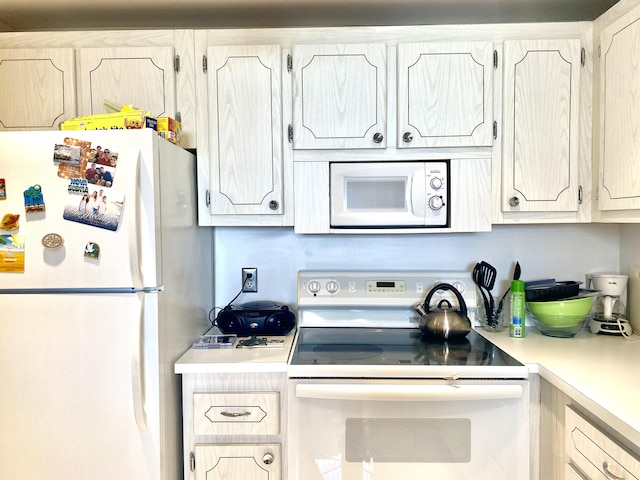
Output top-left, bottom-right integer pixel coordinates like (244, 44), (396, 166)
(475, 299), (508, 333)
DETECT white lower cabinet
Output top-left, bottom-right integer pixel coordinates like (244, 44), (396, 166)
(181, 373), (286, 480)
(565, 406), (640, 480)
(194, 444), (281, 480)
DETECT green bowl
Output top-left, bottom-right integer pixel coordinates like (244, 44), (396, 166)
(526, 296), (593, 337)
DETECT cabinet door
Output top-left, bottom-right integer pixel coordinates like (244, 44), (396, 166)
(292, 43), (387, 149)
(195, 444), (281, 480)
(77, 47), (176, 118)
(598, 6), (640, 211)
(205, 45), (284, 215)
(502, 39), (581, 213)
(397, 42), (494, 148)
(0, 48), (76, 130)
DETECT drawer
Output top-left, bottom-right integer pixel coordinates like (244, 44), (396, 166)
(565, 406), (640, 480)
(194, 392), (280, 436)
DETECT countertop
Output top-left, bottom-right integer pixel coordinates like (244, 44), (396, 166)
(478, 327), (640, 447)
(175, 331), (297, 374)
(175, 325), (640, 447)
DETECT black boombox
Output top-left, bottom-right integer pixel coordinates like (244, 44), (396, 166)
(216, 301), (296, 336)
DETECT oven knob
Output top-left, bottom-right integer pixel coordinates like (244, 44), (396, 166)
(307, 280), (321, 294)
(428, 195), (445, 211)
(430, 177), (443, 190)
(326, 280), (340, 294)
(453, 281), (465, 294)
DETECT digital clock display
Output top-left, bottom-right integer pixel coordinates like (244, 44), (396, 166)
(366, 280), (405, 294)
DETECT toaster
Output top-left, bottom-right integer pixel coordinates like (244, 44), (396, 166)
(216, 301), (296, 336)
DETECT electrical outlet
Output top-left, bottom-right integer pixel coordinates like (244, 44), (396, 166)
(242, 267), (258, 292)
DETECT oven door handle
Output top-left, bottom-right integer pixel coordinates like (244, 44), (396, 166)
(295, 384), (523, 402)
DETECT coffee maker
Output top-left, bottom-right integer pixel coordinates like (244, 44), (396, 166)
(588, 273), (633, 336)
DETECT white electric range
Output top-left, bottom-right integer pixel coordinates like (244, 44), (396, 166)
(287, 270), (531, 480)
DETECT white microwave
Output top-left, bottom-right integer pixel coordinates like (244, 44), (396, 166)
(330, 161), (449, 228)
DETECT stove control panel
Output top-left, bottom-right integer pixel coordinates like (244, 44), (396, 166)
(298, 270), (475, 308)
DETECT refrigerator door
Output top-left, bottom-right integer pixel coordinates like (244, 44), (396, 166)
(0, 292), (163, 480)
(0, 129), (171, 290)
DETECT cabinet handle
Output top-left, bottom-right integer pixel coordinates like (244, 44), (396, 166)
(509, 196), (520, 207)
(269, 200), (279, 210)
(263, 453), (275, 465)
(603, 461), (624, 480)
(372, 132), (384, 143)
(402, 132), (413, 143)
(220, 411), (252, 417)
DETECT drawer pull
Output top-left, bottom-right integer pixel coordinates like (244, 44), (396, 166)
(220, 411), (252, 418)
(603, 461), (625, 480)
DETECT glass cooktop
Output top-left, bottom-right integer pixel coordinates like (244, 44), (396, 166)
(288, 327), (527, 379)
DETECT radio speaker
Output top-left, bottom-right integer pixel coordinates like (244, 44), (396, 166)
(216, 301), (296, 336)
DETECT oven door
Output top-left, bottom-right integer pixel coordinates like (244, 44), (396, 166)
(288, 378), (530, 480)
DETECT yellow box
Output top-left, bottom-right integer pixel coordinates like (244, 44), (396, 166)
(156, 117), (182, 145)
(61, 110), (157, 131)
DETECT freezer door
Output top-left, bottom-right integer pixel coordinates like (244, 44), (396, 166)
(0, 292), (167, 480)
(0, 130), (177, 290)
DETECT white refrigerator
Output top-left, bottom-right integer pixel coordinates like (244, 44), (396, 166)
(0, 129), (213, 479)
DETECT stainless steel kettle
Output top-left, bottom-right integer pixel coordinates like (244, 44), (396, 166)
(416, 283), (471, 339)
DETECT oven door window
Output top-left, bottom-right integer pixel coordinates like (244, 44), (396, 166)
(346, 418), (471, 463)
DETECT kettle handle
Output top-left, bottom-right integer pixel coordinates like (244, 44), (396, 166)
(423, 283), (468, 316)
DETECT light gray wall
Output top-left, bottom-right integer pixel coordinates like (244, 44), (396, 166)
(621, 224), (640, 271)
(212, 224), (620, 309)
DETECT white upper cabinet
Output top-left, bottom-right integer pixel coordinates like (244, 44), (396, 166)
(292, 41), (494, 150)
(77, 47), (176, 119)
(0, 48), (76, 130)
(292, 43), (387, 149)
(397, 41), (494, 148)
(0, 30), (195, 146)
(501, 39), (582, 213)
(597, 5), (640, 212)
(204, 44), (284, 217)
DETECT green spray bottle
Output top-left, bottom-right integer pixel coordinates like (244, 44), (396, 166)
(510, 280), (526, 338)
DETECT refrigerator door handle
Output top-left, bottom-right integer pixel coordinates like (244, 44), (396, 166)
(127, 150), (144, 290)
(131, 292), (147, 431)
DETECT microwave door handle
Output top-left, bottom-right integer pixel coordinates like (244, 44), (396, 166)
(296, 384), (523, 402)
(410, 168), (427, 219)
